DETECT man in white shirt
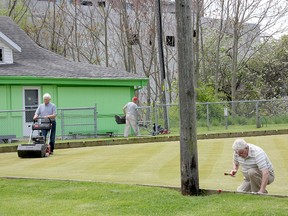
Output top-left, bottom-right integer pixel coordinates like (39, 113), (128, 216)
(123, 97), (139, 137)
(230, 138), (274, 194)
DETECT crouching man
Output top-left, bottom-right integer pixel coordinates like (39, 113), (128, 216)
(230, 138), (274, 194)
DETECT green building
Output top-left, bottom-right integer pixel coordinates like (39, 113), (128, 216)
(0, 16), (147, 138)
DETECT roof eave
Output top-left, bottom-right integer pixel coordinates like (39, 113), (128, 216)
(0, 32), (22, 52)
(0, 76), (148, 87)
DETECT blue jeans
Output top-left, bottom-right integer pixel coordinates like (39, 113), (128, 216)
(42, 121), (56, 152)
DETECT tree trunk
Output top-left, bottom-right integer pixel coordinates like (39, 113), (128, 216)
(121, 0), (133, 72)
(194, 0), (203, 88)
(51, 1), (56, 52)
(175, 0), (199, 196)
(231, 0), (240, 111)
(215, 0), (225, 95)
(104, 13), (109, 67)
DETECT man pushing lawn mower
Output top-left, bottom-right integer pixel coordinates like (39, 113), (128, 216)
(33, 93), (57, 155)
(17, 93), (56, 158)
(229, 138), (275, 194)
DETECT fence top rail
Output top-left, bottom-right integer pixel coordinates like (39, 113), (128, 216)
(0, 109), (26, 113)
(0, 106), (96, 113)
(198, 99), (288, 105)
(155, 98), (288, 106)
(58, 107), (96, 111)
(155, 104), (178, 107)
(137, 106), (152, 109)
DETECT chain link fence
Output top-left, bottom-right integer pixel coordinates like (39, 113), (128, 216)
(1, 99), (288, 142)
(58, 107), (97, 140)
(136, 106), (154, 136)
(0, 107), (98, 142)
(154, 99), (288, 134)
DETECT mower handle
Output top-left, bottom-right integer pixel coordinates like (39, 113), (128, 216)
(33, 116), (52, 123)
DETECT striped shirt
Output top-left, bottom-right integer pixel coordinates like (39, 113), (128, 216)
(233, 143), (274, 175)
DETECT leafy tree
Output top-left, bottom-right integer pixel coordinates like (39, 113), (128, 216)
(247, 36), (288, 99)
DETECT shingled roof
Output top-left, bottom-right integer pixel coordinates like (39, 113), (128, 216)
(0, 16), (145, 80)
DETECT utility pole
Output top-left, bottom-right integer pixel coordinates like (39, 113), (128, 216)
(156, 0), (169, 130)
(175, 0), (199, 196)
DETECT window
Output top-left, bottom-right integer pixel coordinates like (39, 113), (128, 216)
(98, 1), (105, 7)
(166, 36), (175, 47)
(149, 34), (154, 46)
(0, 48), (3, 62)
(81, 0), (93, 6)
(128, 34), (139, 45)
(126, 3), (133, 10)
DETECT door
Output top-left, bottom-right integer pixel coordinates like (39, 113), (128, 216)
(23, 88), (40, 136)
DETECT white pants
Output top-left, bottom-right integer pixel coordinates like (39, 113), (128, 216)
(124, 114), (139, 137)
(237, 168), (274, 193)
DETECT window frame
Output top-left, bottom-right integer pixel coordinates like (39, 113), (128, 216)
(98, 1), (105, 7)
(0, 47), (3, 63)
(128, 33), (139, 46)
(166, 35), (175, 47)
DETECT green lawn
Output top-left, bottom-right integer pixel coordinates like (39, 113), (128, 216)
(1, 134), (288, 215)
(0, 178), (287, 216)
(0, 134), (287, 195)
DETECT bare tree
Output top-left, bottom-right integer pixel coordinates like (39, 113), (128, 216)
(203, 0), (288, 101)
(214, 0), (229, 94)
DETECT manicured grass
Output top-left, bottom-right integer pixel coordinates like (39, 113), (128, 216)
(0, 178), (287, 216)
(0, 135), (287, 195)
(1, 135), (288, 215)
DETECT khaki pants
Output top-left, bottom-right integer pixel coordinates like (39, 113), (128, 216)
(124, 114), (139, 137)
(237, 168), (274, 193)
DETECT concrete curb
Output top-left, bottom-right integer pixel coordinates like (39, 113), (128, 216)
(138, 184), (288, 198)
(1, 129), (288, 153)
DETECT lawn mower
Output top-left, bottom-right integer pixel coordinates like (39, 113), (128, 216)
(17, 117), (51, 158)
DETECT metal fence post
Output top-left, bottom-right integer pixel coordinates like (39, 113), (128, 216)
(206, 103), (210, 130)
(164, 104), (170, 130)
(61, 109), (65, 140)
(256, 101), (261, 128)
(94, 104), (98, 138)
(155, 105), (159, 135)
(224, 107), (228, 130)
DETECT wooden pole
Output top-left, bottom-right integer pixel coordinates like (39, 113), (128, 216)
(175, 0), (199, 196)
(156, 0), (169, 130)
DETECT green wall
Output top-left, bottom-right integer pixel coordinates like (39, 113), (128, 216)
(0, 84), (137, 137)
(0, 85), (23, 137)
(0, 86), (7, 110)
(57, 86), (132, 135)
(58, 86), (130, 111)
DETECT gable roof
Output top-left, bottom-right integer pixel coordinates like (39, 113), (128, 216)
(0, 16), (146, 81)
(0, 31), (21, 52)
